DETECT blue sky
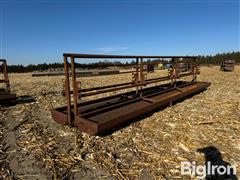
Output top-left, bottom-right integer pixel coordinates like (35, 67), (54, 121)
(0, 0), (239, 65)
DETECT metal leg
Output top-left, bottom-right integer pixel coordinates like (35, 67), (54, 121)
(71, 57), (78, 122)
(64, 56), (72, 125)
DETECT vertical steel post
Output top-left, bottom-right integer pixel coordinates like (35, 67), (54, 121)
(2, 60), (10, 92)
(140, 58), (143, 98)
(175, 58), (179, 87)
(64, 56), (72, 124)
(192, 57), (197, 82)
(171, 58), (175, 86)
(195, 57), (197, 81)
(136, 58), (139, 95)
(71, 57), (78, 121)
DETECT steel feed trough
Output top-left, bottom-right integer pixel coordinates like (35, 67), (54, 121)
(0, 59), (16, 104)
(51, 54), (211, 135)
(220, 60), (235, 72)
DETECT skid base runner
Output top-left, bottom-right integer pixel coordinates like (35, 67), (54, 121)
(0, 89), (16, 101)
(52, 81), (210, 135)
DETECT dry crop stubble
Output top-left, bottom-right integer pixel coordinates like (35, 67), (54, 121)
(0, 66), (239, 179)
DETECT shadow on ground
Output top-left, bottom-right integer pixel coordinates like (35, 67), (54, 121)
(197, 146), (238, 180)
(0, 95), (36, 107)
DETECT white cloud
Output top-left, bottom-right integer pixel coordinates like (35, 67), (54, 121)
(94, 46), (130, 53)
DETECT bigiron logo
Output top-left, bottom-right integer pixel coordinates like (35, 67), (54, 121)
(181, 161), (237, 179)
(192, 146), (238, 179)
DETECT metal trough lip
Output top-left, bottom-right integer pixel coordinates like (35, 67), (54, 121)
(0, 93), (17, 101)
(0, 89), (17, 103)
(52, 81), (211, 135)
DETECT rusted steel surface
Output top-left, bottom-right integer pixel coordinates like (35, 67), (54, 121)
(0, 59), (17, 104)
(32, 69), (120, 77)
(220, 60), (235, 71)
(63, 53), (196, 59)
(51, 54), (211, 135)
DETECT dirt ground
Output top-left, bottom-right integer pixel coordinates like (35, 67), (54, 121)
(0, 66), (239, 179)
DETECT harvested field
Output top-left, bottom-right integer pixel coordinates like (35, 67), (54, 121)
(0, 66), (240, 179)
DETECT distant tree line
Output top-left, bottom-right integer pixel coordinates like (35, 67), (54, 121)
(198, 51), (240, 65)
(6, 51), (240, 73)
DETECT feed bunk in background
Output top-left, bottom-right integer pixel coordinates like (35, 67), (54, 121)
(0, 59), (17, 104)
(220, 60), (235, 71)
(147, 64), (154, 72)
(51, 54), (211, 135)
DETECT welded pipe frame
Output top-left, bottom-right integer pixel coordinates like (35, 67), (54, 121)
(0, 59), (17, 103)
(63, 54), (198, 125)
(0, 59), (11, 92)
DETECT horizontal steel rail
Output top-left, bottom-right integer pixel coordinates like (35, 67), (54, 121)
(62, 53), (199, 125)
(65, 70), (198, 97)
(63, 53), (197, 59)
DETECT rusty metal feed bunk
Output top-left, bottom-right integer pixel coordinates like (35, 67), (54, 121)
(0, 59), (16, 103)
(220, 60), (235, 71)
(51, 54), (211, 135)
